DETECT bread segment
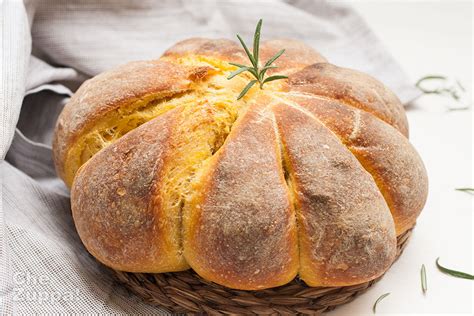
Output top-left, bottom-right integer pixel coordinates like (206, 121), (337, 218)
(71, 108), (187, 272)
(183, 102), (299, 290)
(287, 63), (409, 137)
(273, 103), (396, 286)
(286, 95), (428, 235)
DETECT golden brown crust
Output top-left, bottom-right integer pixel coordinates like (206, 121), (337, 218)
(260, 39), (328, 75)
(273, 103), (396, 286)
(163, 38), (327, 75)
(163, 38), (248, 64)
(183, 103), (299, 290)
(52, 59), (210, 186)
(286, 94), (428, 234)
(71, 98), (240, 273)
(287, 63), (409, 137)
(56, 37), (428, 290)
(71, 108), (188, 272)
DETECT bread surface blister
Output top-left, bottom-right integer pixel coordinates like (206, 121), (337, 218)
(53, 38), (428, 290)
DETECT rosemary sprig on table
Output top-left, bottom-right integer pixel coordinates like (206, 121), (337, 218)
(420, 264), (427, 294)
(228, 19), (288, 100)
(415, 75), (470, 111)
(455, 187), (474, 195)
(436, 258), (474, 280)
(372, 292), (390, 314)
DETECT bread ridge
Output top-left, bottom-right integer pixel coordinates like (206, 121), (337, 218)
(182, 101), (300, 290)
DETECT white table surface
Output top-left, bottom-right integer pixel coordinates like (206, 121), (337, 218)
(331, 1), (473, 315)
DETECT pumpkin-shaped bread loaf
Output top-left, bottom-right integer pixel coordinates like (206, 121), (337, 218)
(53, 38), (428, 290)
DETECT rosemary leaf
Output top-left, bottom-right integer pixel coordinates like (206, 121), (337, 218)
(421, 264), (427, 294)
(372, 293), (390, 314)
(227, 67), (252, 80)
(455, 187), (474, 195)
(260, 65), (277, 71)
(236, 34), (256, 68)
(247, 67), (259, 79)
(259, 65), (277, 81)
(415, 75), (448, 89)
(263, 75), (288, 84)
(237, 80), (257, 100)
(436, 257), (474, 280)
(456, 80), (466, 92)
(253, 19), (263, 66)
(447, 106), (471, 112)
(415, 74), (471, 110)
(264, 49), (286, 67)
(229, 62), (248, 68)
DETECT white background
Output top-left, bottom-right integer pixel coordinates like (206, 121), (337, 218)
(332, 1), (473, 315)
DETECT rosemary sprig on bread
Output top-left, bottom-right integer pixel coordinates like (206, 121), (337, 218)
(228, 19), (288, 99)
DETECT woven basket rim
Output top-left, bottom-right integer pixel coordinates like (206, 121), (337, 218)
(113, 227), (413, 315)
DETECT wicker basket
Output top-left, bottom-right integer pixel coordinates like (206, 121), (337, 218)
(113, 227), (412, 315)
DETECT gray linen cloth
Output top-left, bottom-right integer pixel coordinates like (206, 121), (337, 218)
(0, 0), (419, 313)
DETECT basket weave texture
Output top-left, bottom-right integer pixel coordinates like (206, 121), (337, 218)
(113, 227), (413, 315)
